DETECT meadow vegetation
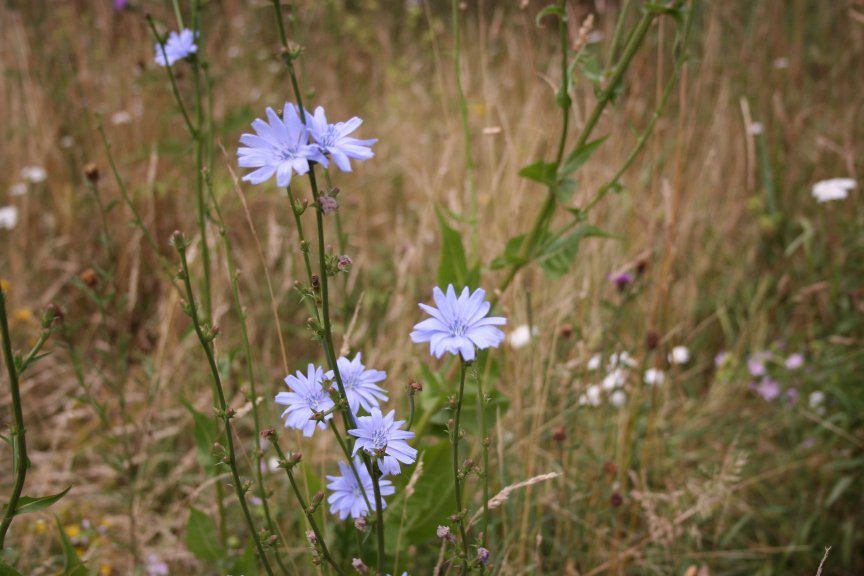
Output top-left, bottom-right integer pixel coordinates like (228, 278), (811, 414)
(0, 0), (862, 574)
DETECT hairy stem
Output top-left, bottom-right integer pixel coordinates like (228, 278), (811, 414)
(0, 292), (51, 548)
(175, 241), (275, 576)
(269, 440), (346, 576)
(452, 358), (471, 572)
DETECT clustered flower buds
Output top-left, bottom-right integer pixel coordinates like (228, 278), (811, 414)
(437, 525), (456, 545)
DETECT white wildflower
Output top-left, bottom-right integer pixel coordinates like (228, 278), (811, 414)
(812, 178), (855, 203)
(644, 368), (666, 386)
(669, 346), (690, 365)
(0, 206), (19, 230)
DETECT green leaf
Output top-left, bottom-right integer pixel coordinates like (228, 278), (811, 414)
(385, 443), (455, 552)
(554, 177), (578, 205)
(186, 507), (224, 562)
(489, 234), (529, 270)
(537, 225), (612, 279)
(12, 486), (71, 516)
(231, 543), (259, 576)
(561, 136), (608, 177)
(55, 517), (87, 576)
(518, 161), (557, 187)
(0, 560), (23, 576)
(535, 4), (566, 27)
(435, 207), (471, 290)
(825, 476), (854, 508)
(183, 400), (220, 470)
(576, 51), (604, 89)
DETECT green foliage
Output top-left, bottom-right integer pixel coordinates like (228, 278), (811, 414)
(55, 517), (87, 576)
(186, 507), (225, 562)
(0, 560), (22, 576)
(5, 486), (71, 517)
(536, 225), (613, 279)
(184, 400), (221, 470)
(385, 442), (454, 552)
(435, 207), (479, 289)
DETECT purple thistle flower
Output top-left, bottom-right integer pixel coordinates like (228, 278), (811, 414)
(785, 388), (799, 404)
(785, 353), (804, 370)
(747, 354), (768, 377)
(410, 285), (506, 361)
(114, 0), (128, 10)
(325, 353), (388, 415)
(274, 364), (334, 437)
(237, 103), (326, 187)
(477, 547), (491, 567)
(610, 272), (634, 291)
(754, 378), (780, 402)
(306, 106), (377, 172)
(326, 458), (394, 520)
(153, 29), (197, 67)
(349, 408), (416, 475)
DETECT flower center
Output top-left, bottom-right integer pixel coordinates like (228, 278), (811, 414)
(320, 126), (338, 148)
(306, 389), (327, 411)
(371, 428), (388, 450)
(278, 144), (299, 162)
(449, 317), (468, 337)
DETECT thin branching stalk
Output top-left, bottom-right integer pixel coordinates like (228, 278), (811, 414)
(190, 0), (213, 320)
(451, 358), (472, 572)
(0, 292), (53, 549)
(451, 0), (478, 254)
(268, 438), (346, 575)
(285, 185), (322, 321)
(269, 3), (389, 570)
(173, 235), (275, 576)
(96, 118), (177, 284)
(327, 421), (374, 519)
(494, 7), (660, 304)
(205, 174), (291, 576)
(146, 15), (197, 139)
(474, 366), (490, 553)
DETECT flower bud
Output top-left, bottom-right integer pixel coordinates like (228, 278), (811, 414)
(84, 163), (100, 183)
(351, 558), (369, 574)
(337, 255), (352, 272)
(319, 195), (338, 214)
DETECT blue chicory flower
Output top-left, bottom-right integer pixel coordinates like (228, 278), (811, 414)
(348, 408), (416, 475)
(274, 364), (334, 437)
(325, 353), (388, 415)
(410, 285), (506, 361)
(237, 103), (326, 187)
(326, 457), (394, 520)
(306, 106), (377, 172)
(153, 29), (197, 66)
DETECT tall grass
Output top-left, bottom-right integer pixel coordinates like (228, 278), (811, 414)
(0, 0), (861, 574)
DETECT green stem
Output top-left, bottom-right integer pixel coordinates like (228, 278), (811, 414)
(553, 0), (571, 169)
(451, 0), (478, 254)
(494, 8), (658, 304)
(452, 358), (471, 572)
(96, 118), (176, 282)
(269, 440), (346, 576)
(0, 291), (50, 548)
(206, 175), (291, 575)
(175, 242), (275, 576)
(475, 367), (490, 552)
(286, 186), (321, 321)
(271, 4), (390, 569)
(607, 0), (632, 67)
(328, 421), (375, 519)
(370, 462), (387, 576)
(146, 15), (197, 139)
